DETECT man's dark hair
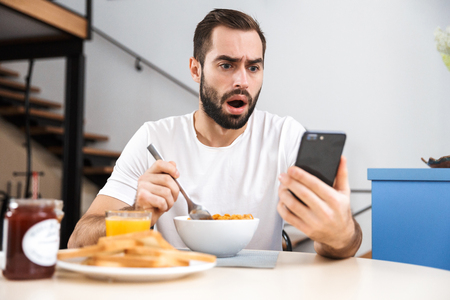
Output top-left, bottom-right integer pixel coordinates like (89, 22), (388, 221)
(193, 8), (266, 66)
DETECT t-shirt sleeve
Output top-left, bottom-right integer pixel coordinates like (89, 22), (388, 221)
(98, 124), (150, 206)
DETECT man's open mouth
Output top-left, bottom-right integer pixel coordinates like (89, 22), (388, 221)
(227, 100), (245, 108)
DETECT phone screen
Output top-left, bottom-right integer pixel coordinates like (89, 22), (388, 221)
(295, 131), (346, 186)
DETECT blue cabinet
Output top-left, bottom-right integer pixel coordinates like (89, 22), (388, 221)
(368, 168), (450, 270)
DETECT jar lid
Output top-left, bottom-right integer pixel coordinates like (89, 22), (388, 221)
(9, 199), (59, 209)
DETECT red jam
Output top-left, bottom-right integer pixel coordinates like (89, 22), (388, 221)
(3, 199), (60, 280)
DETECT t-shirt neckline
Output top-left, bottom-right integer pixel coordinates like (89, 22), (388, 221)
(189, 110), (254, 150)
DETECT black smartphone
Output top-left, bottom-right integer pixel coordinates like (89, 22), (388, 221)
(290, 131), (346, 204)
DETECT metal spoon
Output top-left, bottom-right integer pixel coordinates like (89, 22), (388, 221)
(147, 144), (213, 220)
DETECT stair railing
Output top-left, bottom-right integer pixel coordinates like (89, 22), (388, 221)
(91, 27), (198, 98)
(52, 1), (197, 96)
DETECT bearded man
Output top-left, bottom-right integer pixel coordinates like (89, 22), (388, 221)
(69, 9), (362, 259)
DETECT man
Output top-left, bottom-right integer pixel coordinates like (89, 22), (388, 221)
(68, 9), (362, 258)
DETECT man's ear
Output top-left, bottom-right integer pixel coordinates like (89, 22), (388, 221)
(189, 57), (201, 83)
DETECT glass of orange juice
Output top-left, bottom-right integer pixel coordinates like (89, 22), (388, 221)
(105, 210), (152, 236)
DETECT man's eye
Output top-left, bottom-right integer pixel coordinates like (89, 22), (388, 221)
(221, 64), (232, 69)
(249, 66), (259, 72)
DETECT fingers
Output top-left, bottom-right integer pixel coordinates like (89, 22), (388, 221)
(284, 166), (343, 210)
(150, 160), (179, 179)
(135, 160), (181, 216)
(277, 186), (313, 234)
(278, 160), (355, 249)
(277, 181), (330, 236)
(277, 199), (309, 233)
(279, 167), (334, 211)
(136, 175), (177, 210)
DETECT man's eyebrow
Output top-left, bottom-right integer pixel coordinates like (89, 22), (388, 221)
(215, 55), (263, 65)
(248, 58), (264, 65)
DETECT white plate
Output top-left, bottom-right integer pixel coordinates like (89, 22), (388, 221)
(57, 257), (216, 282)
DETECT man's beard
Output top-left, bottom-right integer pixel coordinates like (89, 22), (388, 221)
(199, 73), (261, 130)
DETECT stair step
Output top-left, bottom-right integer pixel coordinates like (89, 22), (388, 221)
(29, 125), (109, 143)
(84, 166), (114, 175)
(84, 166), (114, 186)
(47, 146), (121, 158)
(48, 146), (120, 171)
(0, 77), (40, 93)
(0, 65), (20, 78)
(0, 66), (113, 188)
(0, 106), (64, 126)
(0, 88), (62, 109)
(83, 147), (121, 158)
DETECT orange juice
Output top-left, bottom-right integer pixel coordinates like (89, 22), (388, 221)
(105, 216), (151, 236)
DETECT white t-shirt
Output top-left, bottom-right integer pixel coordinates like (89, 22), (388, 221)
(99, 109), (305, 250)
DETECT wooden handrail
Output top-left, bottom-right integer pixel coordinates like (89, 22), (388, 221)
(0, 0), (88, 39)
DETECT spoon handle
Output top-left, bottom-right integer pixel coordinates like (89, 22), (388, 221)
(147, 144), (194, 211)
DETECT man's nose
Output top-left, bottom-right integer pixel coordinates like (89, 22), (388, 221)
(233, 66), (249, 90)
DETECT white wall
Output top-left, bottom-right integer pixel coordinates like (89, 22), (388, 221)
(48, 0), (450, 190)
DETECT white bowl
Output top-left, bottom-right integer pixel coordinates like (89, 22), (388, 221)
(174, 216), (259, 258)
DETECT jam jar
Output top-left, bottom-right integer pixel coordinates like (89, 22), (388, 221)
(2, 199), (60, 280)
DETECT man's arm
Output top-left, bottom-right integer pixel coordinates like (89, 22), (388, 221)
(277, 156), (363, 259)
(68, 160), (182, 249)
(67, 195), (130, 248)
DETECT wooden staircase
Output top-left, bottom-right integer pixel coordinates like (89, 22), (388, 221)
(1, 0), (93, 247)
(0, 63), (119, 187)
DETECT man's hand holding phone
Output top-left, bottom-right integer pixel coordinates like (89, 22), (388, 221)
(277, 131), (362, 259)
(278, 156), (359, 254)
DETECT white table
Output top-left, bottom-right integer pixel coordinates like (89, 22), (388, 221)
(2, 251), (450, 300)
